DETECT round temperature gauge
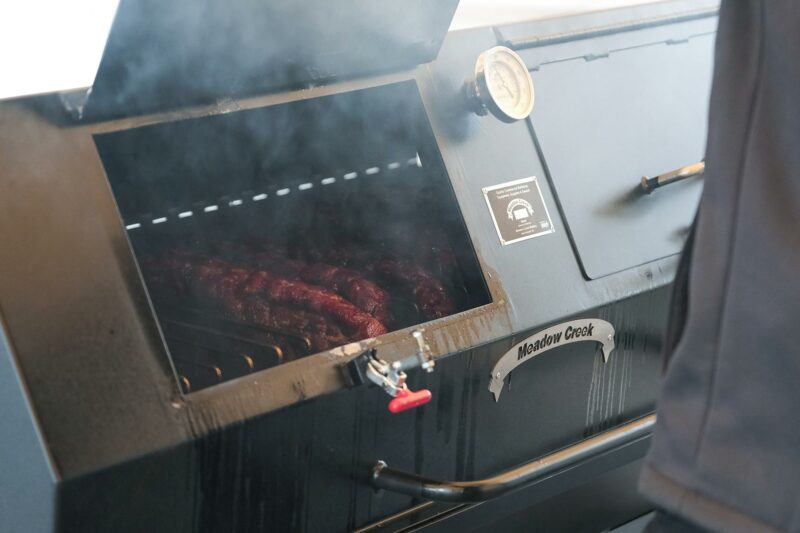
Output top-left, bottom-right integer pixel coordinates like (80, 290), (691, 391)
(469, 46), (535, 123)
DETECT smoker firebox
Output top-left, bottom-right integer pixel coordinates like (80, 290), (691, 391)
(95, 81), (491, 393)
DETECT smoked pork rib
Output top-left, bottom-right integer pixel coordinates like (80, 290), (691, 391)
(144, 254), (349, 352)
(299, 245), (456, 321)
(240, 269), (388, 339)
(215, 243), (393, 325)
(294, 263), (391, 324)
(372, 257), (454, 320)
(151, 252), (388, 341)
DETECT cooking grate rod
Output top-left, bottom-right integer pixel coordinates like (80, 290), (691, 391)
(155, 300), (330, 394)
(157, 301), (313, 351)
(172, 358), (222, 377)
(161, 319), (286, 363)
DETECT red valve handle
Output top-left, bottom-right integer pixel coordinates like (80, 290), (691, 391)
(388, 388), (432, 413)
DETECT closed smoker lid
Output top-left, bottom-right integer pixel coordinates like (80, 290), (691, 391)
(83, 0), (459, 119)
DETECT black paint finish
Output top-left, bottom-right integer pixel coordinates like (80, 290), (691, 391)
(52, 289), (666, 532)
(524, 19), (714, 278)
(0, 2), (716, 531)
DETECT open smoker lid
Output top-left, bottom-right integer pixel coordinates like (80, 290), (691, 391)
(82, 0), (459, 119)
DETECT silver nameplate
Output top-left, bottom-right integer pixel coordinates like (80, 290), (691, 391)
(489, 319), (615, 401)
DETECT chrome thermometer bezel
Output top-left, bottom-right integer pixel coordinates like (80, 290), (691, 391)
(473, 46), (535, 123)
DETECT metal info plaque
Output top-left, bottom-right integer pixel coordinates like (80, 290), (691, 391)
(482, 176), (554, 246)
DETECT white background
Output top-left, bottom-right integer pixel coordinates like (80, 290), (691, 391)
(0, 0), (119, 100)
(0, 0), (658, 101)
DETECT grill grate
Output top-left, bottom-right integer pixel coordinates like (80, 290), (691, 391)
(158, 302), (316, 393)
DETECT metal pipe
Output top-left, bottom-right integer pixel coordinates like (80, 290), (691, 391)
(371, 414), (655, 503)
(641, 161), (705, 194)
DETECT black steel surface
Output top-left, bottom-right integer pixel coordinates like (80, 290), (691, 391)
(49, 289), (666, 532)
(513, 14), (714, 279)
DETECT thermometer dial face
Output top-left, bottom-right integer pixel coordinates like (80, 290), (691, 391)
(477, 47), (535, 122)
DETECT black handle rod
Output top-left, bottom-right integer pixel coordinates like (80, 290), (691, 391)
(641, 162), (705, 194)
(370, 414), (655, 503)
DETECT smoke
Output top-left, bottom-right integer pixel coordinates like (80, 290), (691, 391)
(84, 0), (458, 119)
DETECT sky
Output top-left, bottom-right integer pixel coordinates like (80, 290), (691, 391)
(0, 0), (659, 101)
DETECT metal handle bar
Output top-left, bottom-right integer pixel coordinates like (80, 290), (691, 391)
(640, 162), (705, 194)
(370, 414), (655, 503)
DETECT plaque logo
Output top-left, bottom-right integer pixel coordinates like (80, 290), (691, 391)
(482, 176), (554, 246)
(488, 319), (615, 401)
(506, 198), (534, 221)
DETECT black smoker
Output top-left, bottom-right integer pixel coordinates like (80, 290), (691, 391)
(0, 1), (717, 531)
